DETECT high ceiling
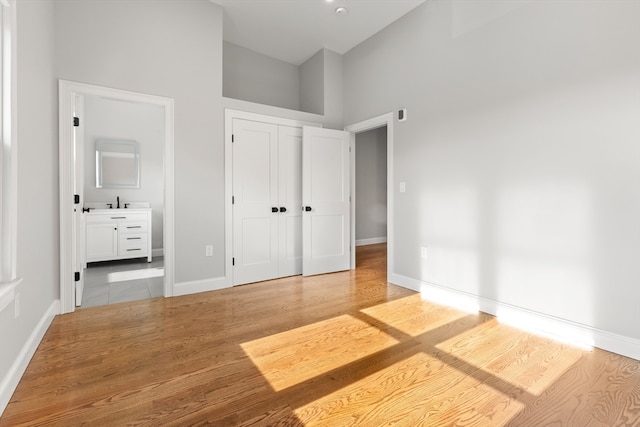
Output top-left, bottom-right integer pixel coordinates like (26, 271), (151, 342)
(209, 0), (426, 65)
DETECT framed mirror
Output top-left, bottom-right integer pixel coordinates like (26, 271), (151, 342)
(96, 140), (140, 188)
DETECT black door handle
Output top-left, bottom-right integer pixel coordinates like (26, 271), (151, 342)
(304, 206), (312, 212)
(280, 207), (287, 213)
(272, 207), (278, 213)
(82, 207), (91, 213)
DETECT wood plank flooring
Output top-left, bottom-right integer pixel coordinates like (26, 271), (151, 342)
(1, 244), (639, 426)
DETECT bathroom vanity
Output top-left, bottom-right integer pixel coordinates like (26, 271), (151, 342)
(85, 208), (152, 265)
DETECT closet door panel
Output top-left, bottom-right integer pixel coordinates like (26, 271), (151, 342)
(278, 126), (303, 277)
(302, 127), (351, 276)
(233, 119), (279, 285)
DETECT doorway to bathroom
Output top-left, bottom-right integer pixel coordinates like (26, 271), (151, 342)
(59, 80), (175, 314)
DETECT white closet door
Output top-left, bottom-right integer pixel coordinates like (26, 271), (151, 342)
(302, 127), (351, 276)
(278, 126), (303, 277)
(233, 119), (279, 285)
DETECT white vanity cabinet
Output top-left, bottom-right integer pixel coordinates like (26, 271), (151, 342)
(85, 209), (152, 264)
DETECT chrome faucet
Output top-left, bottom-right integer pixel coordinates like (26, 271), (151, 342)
(117, 196), (120, 209)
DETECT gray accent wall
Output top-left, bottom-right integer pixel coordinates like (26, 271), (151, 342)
(54, 0), (224, 284)
(224, 41), (301, 111)
(299, 49), (324, 115)
(356, 127), (387, 242)
(1, 0), (58, 401)
(344, 0), (640, 340)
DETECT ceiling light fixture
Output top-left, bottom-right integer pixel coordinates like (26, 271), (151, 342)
(335, 6), (348, 15)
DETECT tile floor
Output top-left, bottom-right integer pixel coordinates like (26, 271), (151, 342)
(80, 257), (164, 308)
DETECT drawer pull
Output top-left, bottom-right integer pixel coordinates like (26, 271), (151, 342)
(127, 226), (142, 229)
(111, 216), (127, 219)
(126, 248), (142, 252)
(127, 237), (142, 240)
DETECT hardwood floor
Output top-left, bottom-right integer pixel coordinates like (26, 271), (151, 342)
(2, 244), (638, 426)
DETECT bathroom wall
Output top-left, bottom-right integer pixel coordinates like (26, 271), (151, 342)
(83, 95), (165, 253)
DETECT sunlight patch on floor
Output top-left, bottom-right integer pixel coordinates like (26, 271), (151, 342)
(419, 284), (481, 314)
(106, 267), (164, 284)
(361, 293), (469, 337)
(496, 307), (595, 351)
(293, 351), (524, 426)
(241, 314), (399, 391)
(436, 317), (584, 397)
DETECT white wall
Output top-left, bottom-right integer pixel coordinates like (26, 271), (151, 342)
(299, 49), (324, 115)
(323, 49), (344, 130)
(54, 0), (224, 283)
(83, 95), (165, 251)
(356, 127), (387, 242)
(344, 0), (640, 344)
(0, 0), (58, 410)
(224, 41), (300, 111)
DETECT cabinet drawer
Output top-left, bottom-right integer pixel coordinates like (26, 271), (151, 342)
(119, 234), (148, 255)
(119, 221), (148, 234)
(86, 213), (148, 223)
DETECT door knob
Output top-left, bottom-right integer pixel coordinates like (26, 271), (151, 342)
(304, 206), (312, 212)
(280, 207), (287, 213)
(272, 207), (278, 213)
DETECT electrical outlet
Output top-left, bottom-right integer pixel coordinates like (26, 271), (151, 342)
(421, 246), (428, 259)
(205, 245), (213, 257)
(14, 293), (20, 319)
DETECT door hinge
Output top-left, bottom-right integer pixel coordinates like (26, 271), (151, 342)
(73, 117), (80, 127)
(74, 194), (80, 204)
(232, 134), (235, 143)
(349, 146), (352, 152)
(232, 257), (235, 266)
(74, 272), (80, 282)
(232, 196), (235, 204)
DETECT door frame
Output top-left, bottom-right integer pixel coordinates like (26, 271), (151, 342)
(224, 109), (321, 286)
(59, 80), (175, 314)
(345, 113), (394, 276)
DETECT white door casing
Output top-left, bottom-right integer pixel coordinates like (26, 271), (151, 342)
(73, 94), (85, 306)
(59, 80), (175, 314)
(302, 127), (351, 276)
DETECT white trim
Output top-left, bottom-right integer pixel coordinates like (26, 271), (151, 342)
(0, 299), (59, 414)
(173, 276), (228, 296)
(390, 273), (640, 361)
(0, 277), (20, 313)
(0, 0), (17, 284)
(355, 237), (387, 247)
(224, 109), (322, 288)
(345, 113), (394, 277)
(59, 80), (175, 312)
(152, 248), (164, 258)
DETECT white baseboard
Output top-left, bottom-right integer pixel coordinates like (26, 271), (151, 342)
(173, 276), (230, 296)
(355, 237), (387, 247)
(152, 248), (164, 258)
(389, 273), (640, 361)
(0, 299), (60, 415)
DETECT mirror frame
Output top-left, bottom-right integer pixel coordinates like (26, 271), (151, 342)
(96, 139), (140, 189)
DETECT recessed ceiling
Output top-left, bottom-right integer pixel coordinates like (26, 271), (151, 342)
(210, 0), (426, 65)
